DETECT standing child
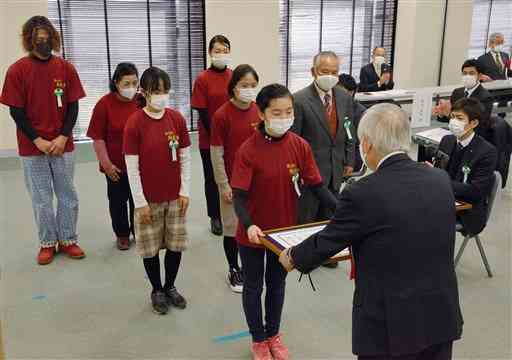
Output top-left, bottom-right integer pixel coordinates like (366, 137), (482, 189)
(124, 67), (191, 315)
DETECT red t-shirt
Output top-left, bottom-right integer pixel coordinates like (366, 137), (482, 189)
(87, 92), (139, 172)
(210, 101), (261, 180)
(231, 131), (323, 248)
(0, 56), (86, 156)
(123, 108), (191, 203)
(191, 68), (232, 150)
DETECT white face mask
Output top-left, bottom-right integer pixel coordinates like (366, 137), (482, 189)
(237, 87), (257, 103)
(449, 118), (467, 138)
(119, 87), (137, 100)
(149, 94), (168, 111)
(374, 56), (386, 66)
(315, 75), (339, 92)
(462, 75), (477, 89)
(211, 54), (231, 69)
(493, 44), (504, 52)
(266, 117), (294, 137)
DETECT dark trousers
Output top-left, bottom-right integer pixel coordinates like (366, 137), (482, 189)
(358, 342), (453, 360)
(199, 149), (220, 220)
(239, 245), (288, 343)
(106, 173), (134, 238)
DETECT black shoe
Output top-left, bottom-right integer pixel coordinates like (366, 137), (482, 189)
(210, 218), (223, 236)
(151, 290), (169, 315)
(322, 261), (339, 269)
(165, 287), (187, 309)
(227, 269), (243, 293)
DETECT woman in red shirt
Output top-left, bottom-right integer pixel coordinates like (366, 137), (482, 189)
(231, 84), (337, 360)
(191, 35), (233, 236)
(211, 64), (260, 293)
(87, 63), (139, 250)
(124, 67), (191, 316)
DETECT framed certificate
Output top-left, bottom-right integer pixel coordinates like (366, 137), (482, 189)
(260, 221), (351, 263)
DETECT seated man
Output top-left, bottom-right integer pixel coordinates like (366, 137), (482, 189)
(358, 47), (394, 92)
(434, 59), (494, 125)
(338, 73), (367, 171)
(438, 97), (497, 236)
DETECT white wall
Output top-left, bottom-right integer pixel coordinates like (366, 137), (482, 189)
(0, 0), (48, 151)
(205, 0), (281, 87)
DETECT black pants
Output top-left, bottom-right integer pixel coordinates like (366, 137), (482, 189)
(199, 149), (220, 220)
(239, 245), (288, 343)
(106, 173), (134, 238)
(358, 342), (453, 360)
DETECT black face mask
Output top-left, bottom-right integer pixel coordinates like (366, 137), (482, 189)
(35, 42), (52, 58)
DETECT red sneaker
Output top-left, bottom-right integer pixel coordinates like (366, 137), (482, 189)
(59, 244), (86, 259)
(268, 334), (290, 360)
(37, 247), (55, 265)
(251, 341), (272, 360)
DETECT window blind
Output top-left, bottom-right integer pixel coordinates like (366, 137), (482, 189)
(279, 0), (397, 93)
(468, 0), (512, 59)
(48, 0), (205, 140)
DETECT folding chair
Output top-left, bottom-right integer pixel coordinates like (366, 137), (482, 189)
(454, 171), (501, 278)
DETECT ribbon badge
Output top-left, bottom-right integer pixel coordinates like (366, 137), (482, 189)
(166, 131), (180, 162)
(462, 164), (471, 184)
(343, 117), (353, 140)
(53, 79), (66, 108)
(287, 163), (301, 197)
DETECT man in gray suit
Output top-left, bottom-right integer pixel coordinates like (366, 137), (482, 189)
(292, 51), (355, 226)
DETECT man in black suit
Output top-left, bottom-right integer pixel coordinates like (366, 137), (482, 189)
(280, 103), (463, 360)
(439, 97), (498, 236)
(477, 32), (511, 81)
(359, 47), (394, 92)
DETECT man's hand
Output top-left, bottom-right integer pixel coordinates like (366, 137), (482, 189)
(279, 248), (295, 272)
(34, 137), (53, 154)
(479, 74), (492, 82)
(380, 72), (391, 85)
(49, 135), (68, 156)
(104, 163), (122, 182)
(424, 161), (434, 168)
(178, 196), (189, 217)
(343, 166), (354, 176)
(136, 205), (152, 225)
(436, 100), (451, 117)
(247, 225), (264, 245)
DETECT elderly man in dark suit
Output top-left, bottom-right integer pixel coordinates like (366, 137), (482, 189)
(280, 103), (463, 360)
(292, 51), (355, 228)
(478, 32), (511, 81)
(359, 47), (394, 92)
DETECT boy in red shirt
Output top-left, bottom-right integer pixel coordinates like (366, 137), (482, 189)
(124, 67), (191, 315)
(211, 64), (261, 293)
(231, 84), (337, 360)
(0, 16), (86, 265)
(191, 35), (233, 236)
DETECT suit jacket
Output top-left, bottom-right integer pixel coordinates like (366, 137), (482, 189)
(292, 83), (356, 191)
(358, 63), (395, 92)
(439, 134), (498, 235)
(477, 52), (512, 80)
(438, 84), (494, 123)
(291, 154), (463, 356)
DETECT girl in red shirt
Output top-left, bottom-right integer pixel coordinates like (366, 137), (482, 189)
(211, 64), (260, 293)
(87, 63), (139, 250)
(124, 67), (191, 315)
(231, 84), (337, 360)
(191, 35), (233, 236)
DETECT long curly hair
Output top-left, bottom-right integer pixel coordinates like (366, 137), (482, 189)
(22, 16), (61, 53)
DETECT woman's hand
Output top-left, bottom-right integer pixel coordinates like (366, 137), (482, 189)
(247, 225), (264, 245)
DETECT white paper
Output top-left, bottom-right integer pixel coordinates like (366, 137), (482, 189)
(411, 89), (434, 128)
(414, 127), (452, 144)
(267, 225), (350, 259)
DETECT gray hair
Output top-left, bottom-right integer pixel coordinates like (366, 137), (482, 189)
(313, 51), (339, 67)
(489, 32), (504, 43)
(357, 103), (411, 156)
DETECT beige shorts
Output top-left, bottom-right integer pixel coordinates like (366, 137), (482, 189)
(134, 201), (187, 258)
(219, 193), (238, 237)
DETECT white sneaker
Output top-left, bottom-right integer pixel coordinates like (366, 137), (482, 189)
(227, 269), (243, 293)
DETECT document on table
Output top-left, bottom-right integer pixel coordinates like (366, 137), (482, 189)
(414, 127), (451, 144)
(411, 89), (434, 128)
(266, 224), (350, 260)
